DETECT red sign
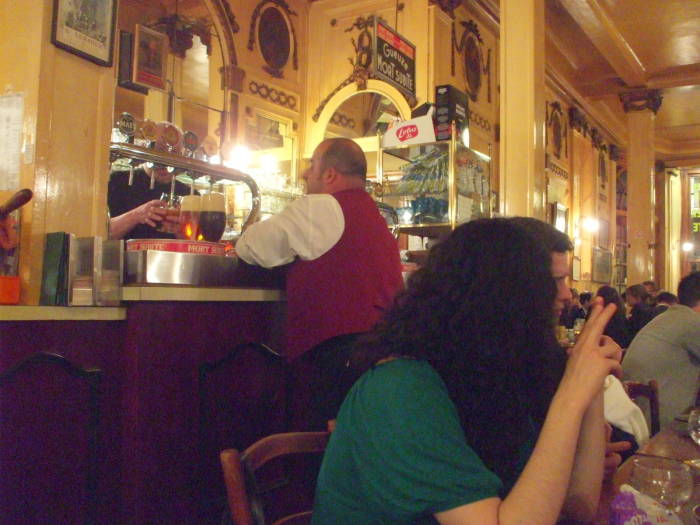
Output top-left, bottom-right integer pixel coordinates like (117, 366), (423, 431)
(396, 124), (418, 142)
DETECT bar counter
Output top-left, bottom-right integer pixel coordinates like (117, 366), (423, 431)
(0, 276), (289, 524)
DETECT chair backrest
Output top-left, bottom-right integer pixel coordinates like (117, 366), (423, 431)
(199, 343), (290, 521)
(0, 352), (102, 525)
(624, 379), (660, 436)
(220, 431), (330, 525)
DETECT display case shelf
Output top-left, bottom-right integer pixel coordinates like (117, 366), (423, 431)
(374, 123), (491, 235)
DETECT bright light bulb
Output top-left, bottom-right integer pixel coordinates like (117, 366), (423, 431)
(226, 145), (251, 170)
(682, 241), (694, 252)
(582, 217), (600, 233)
(574, 237), (582, 247)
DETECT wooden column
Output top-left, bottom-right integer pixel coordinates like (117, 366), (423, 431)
(498, 0), (546, 218)
(621, 90), (662, 285)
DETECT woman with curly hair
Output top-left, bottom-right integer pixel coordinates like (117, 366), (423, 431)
(312, 218), (621, 525)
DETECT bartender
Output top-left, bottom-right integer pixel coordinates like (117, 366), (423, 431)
(235, 137), (403, 429)
(108, 122), (193, 240)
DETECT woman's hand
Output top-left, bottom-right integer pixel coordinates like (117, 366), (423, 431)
(559, 297), (623, 411)
(133, 199), (167, 228)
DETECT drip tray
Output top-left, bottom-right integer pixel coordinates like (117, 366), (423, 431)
(125, 250), (239, 286)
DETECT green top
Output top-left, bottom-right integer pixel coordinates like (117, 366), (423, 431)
(312, 359), (509, 525)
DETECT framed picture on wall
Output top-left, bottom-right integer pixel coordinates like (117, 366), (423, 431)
(598, 218), (610, 249)
(592, 248), (613, 283)
(549, 202), (568, 234)
(51, 0), (117, 67)
(132, 25), (168, 91)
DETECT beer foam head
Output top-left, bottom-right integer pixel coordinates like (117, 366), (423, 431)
(201, 192), (225, 212)
(180, 194), (201, 212)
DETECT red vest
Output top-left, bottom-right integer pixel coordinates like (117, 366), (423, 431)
(285, 189), (403, 361)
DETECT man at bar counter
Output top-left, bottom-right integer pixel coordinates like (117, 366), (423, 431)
(108, 122), (193, 240)
(235, 138), (403, 424)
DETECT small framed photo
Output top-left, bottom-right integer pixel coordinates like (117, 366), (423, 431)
(133, 25), (169, 91)
(592, 248), (613, 283)
(549, 202), (568, 234)
(51, 0), (117, 67)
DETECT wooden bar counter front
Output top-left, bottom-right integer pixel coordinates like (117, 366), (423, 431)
(0, 267), (288, 525)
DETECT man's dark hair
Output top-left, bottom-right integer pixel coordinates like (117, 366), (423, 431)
(656, 291), (678, 305)
(626, 284), (650, 303)
(507, 216), (574, 253)
(643, 280), (658, 291)
(678, 272), (700, 308)
(319, 138), (367, 180)
(579, 292), (593, 305)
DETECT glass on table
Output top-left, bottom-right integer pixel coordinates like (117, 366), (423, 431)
(629, 455), (693, 513)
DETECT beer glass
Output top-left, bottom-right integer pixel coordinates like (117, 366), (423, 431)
(199, 192), (226, 242)
(156, 193), (182, 234)
(178, 195), (201, 241)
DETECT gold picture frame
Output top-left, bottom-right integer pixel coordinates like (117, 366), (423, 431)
(132, 25), (168, 91)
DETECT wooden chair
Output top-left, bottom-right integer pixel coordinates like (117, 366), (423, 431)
(0, 352), (102, 525)
(220, 431), (330, 525)
(624, 379), (660, 436)
(198, 342), (290, 521)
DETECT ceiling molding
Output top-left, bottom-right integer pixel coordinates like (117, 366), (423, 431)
(545, 31), (582, 72)
(558, 0), (646, 87)
(647, 64), (700, 90)
(546, 65), (626, 146)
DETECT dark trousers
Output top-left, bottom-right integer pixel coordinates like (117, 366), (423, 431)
(287, 333), (363, 431)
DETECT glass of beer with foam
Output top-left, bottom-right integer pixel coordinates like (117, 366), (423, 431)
(199, 192), (226, 242)
(178, 194), (201, 240)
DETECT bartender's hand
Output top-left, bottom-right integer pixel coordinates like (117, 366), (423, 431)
(0, 216), (18, 250)
(134, 199), (168, 228)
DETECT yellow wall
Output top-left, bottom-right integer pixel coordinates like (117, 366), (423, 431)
(0, 0), (114, 304)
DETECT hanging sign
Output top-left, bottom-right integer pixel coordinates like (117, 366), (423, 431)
(381, 112), (436, 148)
(372, 19), (416, 97)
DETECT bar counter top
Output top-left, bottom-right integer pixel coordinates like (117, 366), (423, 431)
(0, 285), (285, 321)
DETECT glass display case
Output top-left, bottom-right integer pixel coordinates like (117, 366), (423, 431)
(375, 124), (492, 238)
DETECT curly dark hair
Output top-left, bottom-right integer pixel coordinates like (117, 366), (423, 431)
(352, 218), (567, 487)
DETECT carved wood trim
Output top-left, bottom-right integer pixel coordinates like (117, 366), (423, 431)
(208, 0), (240, 66)
(452, 19), (492, 103)
(619, 89), (663, 114)
(312, 16), (415, 122)
(247, 0), (299, 79)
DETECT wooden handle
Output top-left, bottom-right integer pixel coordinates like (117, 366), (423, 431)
(0, 189), (33, 219)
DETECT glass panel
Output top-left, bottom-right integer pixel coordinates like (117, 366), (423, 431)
(455, 144), (490, 223)
(380, 143), (450, 227)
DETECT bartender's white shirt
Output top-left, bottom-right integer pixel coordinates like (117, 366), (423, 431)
(235, 194), (345, 268)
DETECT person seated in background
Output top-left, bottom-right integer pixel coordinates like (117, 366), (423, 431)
(625, 283), (659, 339)
(654, 291), (678, 314)
(623, 272), (700, 429)
(580, 291), (593, 314)
(595, 285), (632, 349)
(559, 288), (587, 329)
(108, 122), (193, 240)
(313, 218), (622, 525)
(643, 280), (660, 305)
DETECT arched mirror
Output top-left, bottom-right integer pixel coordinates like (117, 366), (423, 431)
(114, 0), (224, 144)
(324, 92), (400, 140)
